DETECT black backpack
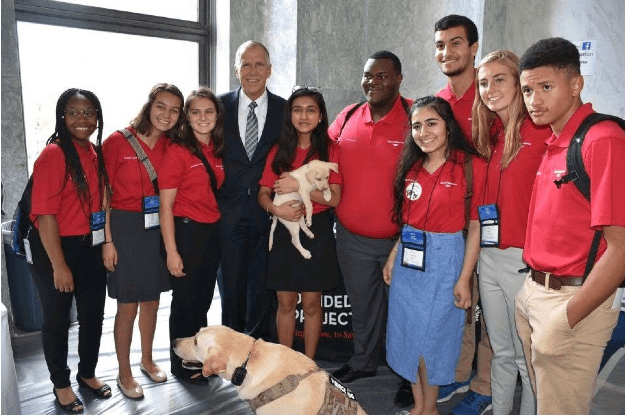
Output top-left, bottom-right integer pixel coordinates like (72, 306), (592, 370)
(554, 113), (625, 285)
(11, 176), (34, 257)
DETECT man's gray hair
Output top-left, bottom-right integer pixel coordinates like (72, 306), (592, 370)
(234, 41), (271, 69)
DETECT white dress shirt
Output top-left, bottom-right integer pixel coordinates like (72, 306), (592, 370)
(238, 89), (268, 147)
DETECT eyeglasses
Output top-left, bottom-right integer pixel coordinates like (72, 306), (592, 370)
(292, 85), (322, 94)
(64, 108), (98, 119)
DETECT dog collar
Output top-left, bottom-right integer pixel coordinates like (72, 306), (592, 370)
(231, 339), (257, 386)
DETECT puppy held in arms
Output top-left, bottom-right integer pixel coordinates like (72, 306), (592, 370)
(174, 326), (367, 415)
(269, 160), (339, 259)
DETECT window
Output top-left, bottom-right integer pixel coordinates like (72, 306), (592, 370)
(14, 0), (214, 170)
(52, 0), (199, 21)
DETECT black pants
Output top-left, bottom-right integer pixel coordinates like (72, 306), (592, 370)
(28, 229), (107, 389)
(218, 196), (272, 338)
(168, 218), (220, 378)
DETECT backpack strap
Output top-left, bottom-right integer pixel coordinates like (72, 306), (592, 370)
(337, 96), (411, 140)
(556, 113), (625, 283)
(119, 128), (159, 194)
(463, 154), (474, 233)
(555, 113), (625, 199)
(337, 102), (364, 139)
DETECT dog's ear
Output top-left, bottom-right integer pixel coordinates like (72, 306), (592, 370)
(328, 162), (339, 173)
(304, 167), (316, 184)
(202, 348), (227, 377)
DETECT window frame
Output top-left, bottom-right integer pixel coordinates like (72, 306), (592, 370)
(14, 0), (216, 87)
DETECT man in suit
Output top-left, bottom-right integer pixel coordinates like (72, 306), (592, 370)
(217, 40), (287, 339)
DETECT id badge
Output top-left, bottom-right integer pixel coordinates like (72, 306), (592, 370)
(401, 227), (426, 271)
(90, 210), (106, 247)
(143, 196), (160, 230)
(478, 204), (499, 247)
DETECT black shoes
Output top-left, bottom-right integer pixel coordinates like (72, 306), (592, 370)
(53, 388), (84, 413)
(394, 379), (414, 407)
(332, 364), (376, 383)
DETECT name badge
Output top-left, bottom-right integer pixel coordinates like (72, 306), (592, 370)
(478, 204), (499, 247)
(143, 196), (160, 230)
(90, 210), (106, 247)
(401, 227), (426, 271)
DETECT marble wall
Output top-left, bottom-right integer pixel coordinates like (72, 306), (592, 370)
(296, 0), (485, 120)
(224, 0), (297, 98)
(482, 0), (625, 116)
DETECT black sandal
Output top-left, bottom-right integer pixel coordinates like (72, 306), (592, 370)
(76, 374), (112, 398)
(53, 388), (84, 413)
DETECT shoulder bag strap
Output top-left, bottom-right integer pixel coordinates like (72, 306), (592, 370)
(120, 128), (159, 193)
(195, 150), (218, 195)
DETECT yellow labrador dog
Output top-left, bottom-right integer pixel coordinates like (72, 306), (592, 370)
(269, 159), (339, 259)
(173, 326), (367, 415)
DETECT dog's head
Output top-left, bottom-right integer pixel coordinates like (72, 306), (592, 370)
(304, 160), (339, 200)
(173, 325), (252, 379)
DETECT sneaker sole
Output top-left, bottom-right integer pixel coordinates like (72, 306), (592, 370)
(437, 384), (470, 403)
(479, 403), (493, 415)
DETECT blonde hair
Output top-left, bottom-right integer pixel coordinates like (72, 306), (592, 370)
(472, 50), (527, 168)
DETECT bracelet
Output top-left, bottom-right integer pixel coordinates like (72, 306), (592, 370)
(103, 240), (114, 245)
(266, 202), (273, 217)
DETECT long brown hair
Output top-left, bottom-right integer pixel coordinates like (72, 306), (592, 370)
(131, 83), (185, 137)
(174, 87), (225, 158)
(472, 50), (526, 168)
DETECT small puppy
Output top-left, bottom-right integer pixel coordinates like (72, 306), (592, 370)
(173, 326), (367, 415)
(269, 160), (338, 259)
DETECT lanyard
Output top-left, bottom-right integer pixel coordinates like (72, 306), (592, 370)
(405, 158), (448, 231)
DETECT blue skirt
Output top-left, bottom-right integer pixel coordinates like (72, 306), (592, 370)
(386, 225), (465, 385)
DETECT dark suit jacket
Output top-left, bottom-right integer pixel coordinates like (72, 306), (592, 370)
(217, 87), (286, 235)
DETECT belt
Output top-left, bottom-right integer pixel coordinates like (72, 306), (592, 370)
(530, 269), (584, 290)
(174, 217), (195, 224)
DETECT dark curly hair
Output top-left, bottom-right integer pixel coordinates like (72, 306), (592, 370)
(519, 37), (581, 77)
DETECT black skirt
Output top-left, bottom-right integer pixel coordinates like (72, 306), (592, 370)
(107, 209), (170, 303)
(266, 209), (340, 292)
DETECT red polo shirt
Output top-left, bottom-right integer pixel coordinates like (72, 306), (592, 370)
(402, 151), (482, 233)
(524, 103), (625, 275)
(437, 81), (475, 145)
(103, 127), (169, 212)
(30, 141), (102, 236)
(159, 141), (225, 224)
(328, 96), (412, 238)
(471, 116), (550, 249)
(259, 141), (341, 215)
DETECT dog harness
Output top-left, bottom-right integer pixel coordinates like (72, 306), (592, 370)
(246, 368), (359, 414)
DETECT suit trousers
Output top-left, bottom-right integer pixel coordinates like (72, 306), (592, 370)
(335, 220), (395, 372)
(218, 196), (272, 338)
(515, 275), (619, 415)
(168, 218), (220, 378)
(28, 229), (107, 389)
(479, 247), (534, 415)
(454, 267), (493, 396)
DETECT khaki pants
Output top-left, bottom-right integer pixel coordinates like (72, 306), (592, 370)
(515, 275), (619, 415)
(455, 270), (493, 396)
